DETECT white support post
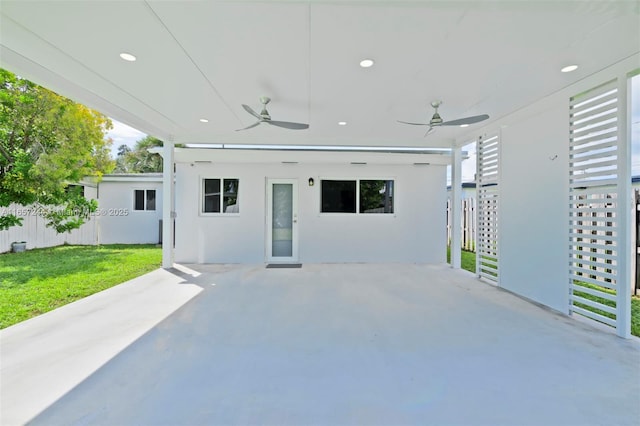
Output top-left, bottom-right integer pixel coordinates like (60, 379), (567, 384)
(451, 144), (462, 269)
(162, 138), (175, 269)
(616, 75), (632, 338)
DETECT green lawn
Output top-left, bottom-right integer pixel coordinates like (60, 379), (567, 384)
(448, 246), (640, 337)
(446, 246), (477, 273)
(0, 244), (161, 329)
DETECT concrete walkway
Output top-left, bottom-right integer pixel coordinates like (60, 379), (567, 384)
(1, 263), (639, 425)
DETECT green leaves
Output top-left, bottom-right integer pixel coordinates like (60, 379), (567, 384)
(0, 68), (114, 232)
(114, 135), (163, 173)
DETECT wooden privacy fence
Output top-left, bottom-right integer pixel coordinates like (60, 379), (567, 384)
(0, 204), (97, 253)
(446, 197), (475, 252)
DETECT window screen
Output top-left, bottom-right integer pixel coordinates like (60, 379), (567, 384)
(146, 190), (156, 211)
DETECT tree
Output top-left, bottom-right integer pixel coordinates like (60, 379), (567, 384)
(116, 144), (131, 157)
(0, 68), (115, 232)
(114, 136), (163, 173)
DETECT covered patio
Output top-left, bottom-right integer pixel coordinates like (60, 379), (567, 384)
(1, 3), (639, 422)
(1, 2), (638, 337)
(2, 264), (639, 425)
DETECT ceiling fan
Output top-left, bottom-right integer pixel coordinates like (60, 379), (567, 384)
(236, 96), (309, 131)
(398, 100), (489, 136)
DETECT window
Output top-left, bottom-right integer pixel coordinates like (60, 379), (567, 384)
(321, 179), (394, 214)
(360, 180), (394, 214)
(202, 178), (239, 214)
(134, 189), (156, 211)
(321, 180), (356, 213)
(66, 184), (85, 197)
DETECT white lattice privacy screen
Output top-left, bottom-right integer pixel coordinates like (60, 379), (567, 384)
(476, 134), (500, 283)
(568, 79), (624, 332)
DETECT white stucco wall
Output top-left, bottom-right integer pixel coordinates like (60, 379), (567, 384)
(174, 162), (447, 264)
(499, 106), (569, 313)
(97, 178), (163, 245)
(466, 54), (638, 314)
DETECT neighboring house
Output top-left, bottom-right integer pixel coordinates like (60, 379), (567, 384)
(446, 182), (476, 200)
(95, 174), (163, 245)
(172, 148), (447, 264)
(0, 174), (163, 252)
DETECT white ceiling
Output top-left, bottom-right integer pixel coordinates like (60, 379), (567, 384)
(1, 0), (639, 148)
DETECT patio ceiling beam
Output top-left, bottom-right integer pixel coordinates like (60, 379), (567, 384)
(183, 143), (452, 155)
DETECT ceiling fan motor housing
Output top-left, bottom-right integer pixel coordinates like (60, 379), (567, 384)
(259, 96), (271, 120)
(259, 108), (271, 120)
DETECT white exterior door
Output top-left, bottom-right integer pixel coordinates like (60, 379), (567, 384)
(266, 179), (298, 262)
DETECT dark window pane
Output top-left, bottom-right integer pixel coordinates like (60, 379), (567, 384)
(203, 179), (221, 213)
(223, 179), (239, 213)
(321, 180), (356, 213)
(66, 184), (84, 197)
(134, 190), (145, 211)
(360, 180), (394, 214)
(146, 190), (156, 211)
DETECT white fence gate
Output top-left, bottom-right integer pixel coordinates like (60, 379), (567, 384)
(0, 204), (97, 253)
(446, 198), (475, 252)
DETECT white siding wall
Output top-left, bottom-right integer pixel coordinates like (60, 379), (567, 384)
(97, 181), (163, 245)
(175, 162), (446, 264)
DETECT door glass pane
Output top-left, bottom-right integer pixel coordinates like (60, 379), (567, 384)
(272, 183), (293, 257)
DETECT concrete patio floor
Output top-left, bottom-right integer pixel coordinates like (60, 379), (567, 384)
(1, 263), (639, 425)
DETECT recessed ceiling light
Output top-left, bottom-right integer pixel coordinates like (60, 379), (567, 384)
(460, 124), (469, 128)
(561, 64), (578, 73)
(338, 121), (347, 126)
(199, 118), (209, 123)
(119, 52), (137, 62)
(359, 59), (374, 68)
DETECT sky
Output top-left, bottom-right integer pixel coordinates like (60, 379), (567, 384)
(106, 120), (146, 158)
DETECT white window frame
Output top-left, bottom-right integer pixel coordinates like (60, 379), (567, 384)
(319, 177), (396, 216)
(132, 188), (157, 212)
(200, 177), (240, 216)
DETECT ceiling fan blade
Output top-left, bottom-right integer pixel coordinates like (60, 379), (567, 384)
(267, 120), (309, 130)
(242, 104), (262, 120)
(397, 120), (429, 126)
(440, 114), (489, 127)
(424, 127), (436, 137)
(235, 121), (261, 131)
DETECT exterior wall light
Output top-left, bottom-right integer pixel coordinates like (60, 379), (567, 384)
(308, 177), (315, 186)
